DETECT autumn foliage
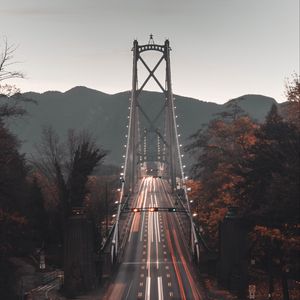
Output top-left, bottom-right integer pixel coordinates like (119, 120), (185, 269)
(186, 82), (300, 297)
(186, 103), (257, 248)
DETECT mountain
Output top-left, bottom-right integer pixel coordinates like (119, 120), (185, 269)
(8, 87), (278, 165)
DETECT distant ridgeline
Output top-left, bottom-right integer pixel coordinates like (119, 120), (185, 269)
(8, 86), (279, 166)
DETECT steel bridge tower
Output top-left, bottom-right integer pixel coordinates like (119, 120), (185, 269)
(124, 35), (184, 193)
(110, 36), (199, 264)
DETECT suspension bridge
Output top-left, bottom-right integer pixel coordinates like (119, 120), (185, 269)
(102, 36), (205, 300)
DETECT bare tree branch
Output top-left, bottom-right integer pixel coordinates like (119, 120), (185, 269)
(0, 38), (34, 120)
(0, 38), (24, 82)
(32, 127), (107, 218)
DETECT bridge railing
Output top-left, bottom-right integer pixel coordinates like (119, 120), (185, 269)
(102, 187), (131, 259)
(100, 223), (116, 252)
(117, 192), (135, 261)
(100, 191), (132, 253)
(175, 191), (214, 254)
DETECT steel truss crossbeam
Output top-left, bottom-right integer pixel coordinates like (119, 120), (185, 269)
(122, 207), (188, 214)
(137, 55), (167, 96)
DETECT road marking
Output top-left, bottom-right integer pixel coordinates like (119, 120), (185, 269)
(155, 198), (161, 243)
(138, 292), (143, 298)
(147, 208), (152, 274)
(165, 266), (169, 270)
(166, 273), (170, 278)
(150, 198), (154, 243)
(140, 273), (144, 278)
(139, 282), (143, 286)
(140, 211), (146, 241)
(125, 281), (133, 300)
(168, 282), (172, 287)
(128, 213), (136, 242)
(165, 220), (187, 300)
(145, 277), (151, 300)
(153, 198), (160, 269)
(169, 291), (174, 297)
(172, 228), (202, 300)
(158, 276), (164, 300)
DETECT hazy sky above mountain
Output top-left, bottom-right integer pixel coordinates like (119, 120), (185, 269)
(0, 0), (299, 103)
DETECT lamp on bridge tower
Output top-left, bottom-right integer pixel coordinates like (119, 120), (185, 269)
(148, 34), (155, 44)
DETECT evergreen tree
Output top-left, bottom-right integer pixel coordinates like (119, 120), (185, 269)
(239, 104), (300, 224)
(186, 105), (257, 247)
(27, 177), (49, 247)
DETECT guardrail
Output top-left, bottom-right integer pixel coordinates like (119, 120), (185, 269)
(120, 193), (131, 212)
(25, 270), (64, 300)
(40, 270), (62, 285)
(100, 223), (116, 252)
(100, 193), (131, 253)
(175, 193), (214, 253)
(193, 224), (214, 253)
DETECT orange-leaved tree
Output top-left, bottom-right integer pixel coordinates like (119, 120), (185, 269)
(186, 102), (257, 248)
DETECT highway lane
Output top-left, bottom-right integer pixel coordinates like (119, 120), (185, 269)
(104, 176), (203, 300)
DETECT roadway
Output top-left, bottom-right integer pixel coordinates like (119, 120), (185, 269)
(104, 176), (203, 300)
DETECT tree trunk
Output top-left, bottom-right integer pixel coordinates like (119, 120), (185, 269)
(280, 259), (290, 300)
(267, 246), (274, 300)
(64, 214), (97, 297)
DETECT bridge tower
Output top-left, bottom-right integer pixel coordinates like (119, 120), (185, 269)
(124, 35), (184, 193)
(110, 36), (199, 265)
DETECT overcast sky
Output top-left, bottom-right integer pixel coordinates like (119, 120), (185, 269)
(0, 0), (299, 103)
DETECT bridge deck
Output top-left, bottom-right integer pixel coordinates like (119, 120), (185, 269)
(104, 176), (203, 300)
